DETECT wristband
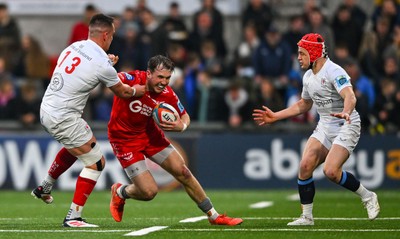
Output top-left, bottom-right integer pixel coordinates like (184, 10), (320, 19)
(132, 86), (136, 96)
(181, 123), (187, 132)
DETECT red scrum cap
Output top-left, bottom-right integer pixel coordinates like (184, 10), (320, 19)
(297, 33), (326, 63)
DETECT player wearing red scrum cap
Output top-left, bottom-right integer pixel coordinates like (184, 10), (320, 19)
(253, 33), (380, 225)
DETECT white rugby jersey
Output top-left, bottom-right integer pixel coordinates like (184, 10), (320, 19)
(41, 40), (120, 119)
(301, 58), (360, 124)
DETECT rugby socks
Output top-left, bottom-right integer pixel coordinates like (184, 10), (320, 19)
(68, 168), (101, 219)
(298, 177), (315, 216)
(117, 185), (130, 199)
(338, 171), (360, 192)
(66, 202), (83, 220)
(48, 147), (78, 179)
(40, 148), (77, 193)
(198, 197), (218, 220)
(338, 171), (373, 200)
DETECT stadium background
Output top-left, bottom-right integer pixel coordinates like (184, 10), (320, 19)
(0, 0), (398, 192)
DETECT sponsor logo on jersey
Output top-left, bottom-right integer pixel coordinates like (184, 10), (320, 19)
(335, 75), (349, 87)
(129, 100), (152, 116)
(123, 72), (134, 80)
(177, 100), (185, 113)
(49, 73), (64, 92)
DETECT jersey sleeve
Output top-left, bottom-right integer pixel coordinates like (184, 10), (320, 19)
(98, 62), (120, 88)
(330, 67), (352, 93)
(166, 87), (186, 117)
(301, 71), (311, 100)
(117, 70), (146, 86)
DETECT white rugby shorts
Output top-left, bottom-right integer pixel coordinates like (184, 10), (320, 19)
(311, 119), (361, 154)
(40, 109), (93, 149)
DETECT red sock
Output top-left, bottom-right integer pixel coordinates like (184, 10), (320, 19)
(72, 176), (96, 206)
(48, 147), (77, 179)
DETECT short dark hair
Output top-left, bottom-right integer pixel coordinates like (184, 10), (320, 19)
(148, 55), (175, 73)
(89, 13), (114, 34)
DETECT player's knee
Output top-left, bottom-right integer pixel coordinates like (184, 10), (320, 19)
(140, 186), (158, 201)
(323, 167), (340, 182)
(181, 165), (192, 180)
(299, 160), (313, 174)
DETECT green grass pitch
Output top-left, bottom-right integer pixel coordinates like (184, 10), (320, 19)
(0, 189), (399, 239)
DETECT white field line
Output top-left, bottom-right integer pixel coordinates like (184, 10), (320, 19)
(180, 216), (208, 223)
(170, 228), (400, 232)
(1, 217), (399, 221)
(124, 226), (168, 236)
(249, 201), (274, 209)
(1, 228), (399, 233)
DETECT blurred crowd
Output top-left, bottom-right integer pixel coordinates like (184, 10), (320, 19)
(0, 0), (399, 134)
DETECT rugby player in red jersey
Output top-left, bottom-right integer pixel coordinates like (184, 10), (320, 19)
(108, 55), (243, 226)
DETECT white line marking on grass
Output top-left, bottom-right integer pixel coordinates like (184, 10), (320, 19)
(170, 228), (400, 232)
(124, 226), (168, 236)
(179, 216), (208, 223)
(249, 201), (274, 209)
(287, 193), (300, 201)
(0, 230), (130, 233)
(242, 217), (400, 221)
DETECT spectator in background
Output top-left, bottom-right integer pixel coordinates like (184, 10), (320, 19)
(241, 0), (274, 39)
(183, 53), (203, 118)
(167, 42), (187, 69)
(196, 70), (226, 123)
(343, 57), (376, 130)
(304, 7), (335, 57)
(199, 40), (225, 77)
(383, 25), (400, 69)
(193, 0), (224, 42)
(372, 78), (400, 133)
(374, 16), (393, 69)
(231, 22), (259, 76)
(283, 15), (306, 59)
(133, 0), (148, 28)
(358, 30), (381, 82)
(93, 85), (114, 122)
(115, 7), (137, 38)
(8, 81), (41, 128)
(14, 35), (51, 90)
(331, 5), (363, 58)
(332, 42), (351, 67)
(161, 1), (188, 47)
(340, 0), (367, 30)
(0, 3), (21, 72)
(0, 77), (15, 120)
(253, 24), (292, 100)
(254, 77), (285, 114)
(139, 8), (168, 61)
(111, 22), (146, 71)
(372, 0), (400, 33)
(224, 80), (252, 128)
(188, 10), (227, 59)
(67, 4), (98, 45)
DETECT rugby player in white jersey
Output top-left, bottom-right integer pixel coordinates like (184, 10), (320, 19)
(31, 13), (145, 227)
(253, 33), (380, 226)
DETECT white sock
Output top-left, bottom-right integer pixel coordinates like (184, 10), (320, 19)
(207, 208), (218, 220)
(302, 203), (313, 217)
(355, 184), (372, 199)
(41, 175), (56, 193)
(66, 202), (83, 219)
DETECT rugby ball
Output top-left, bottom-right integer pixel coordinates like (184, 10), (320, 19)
(152, 103), (178, 125)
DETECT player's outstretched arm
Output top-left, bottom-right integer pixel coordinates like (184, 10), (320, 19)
(253, 106), (277, 126)
(253, 99), (313, 126)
